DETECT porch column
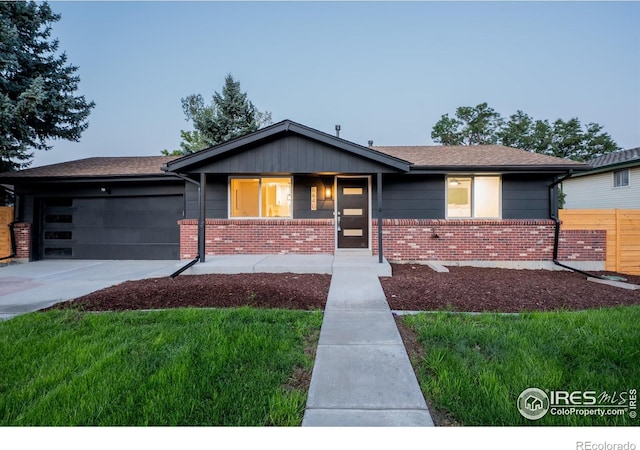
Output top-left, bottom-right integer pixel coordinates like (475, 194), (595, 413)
(199, 172), (207, 262)
(377, 172), (383, 264)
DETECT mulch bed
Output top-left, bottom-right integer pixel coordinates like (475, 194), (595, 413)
(47, 264), (640, 313)
(49, 273), (331, 312)
(381, 264), (640, 313)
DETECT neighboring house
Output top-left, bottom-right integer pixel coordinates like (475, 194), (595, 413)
(562, 147), (640, 209)
(0, 119), (603, 269)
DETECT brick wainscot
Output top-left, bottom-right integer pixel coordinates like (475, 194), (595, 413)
(179, 218), (605, 267)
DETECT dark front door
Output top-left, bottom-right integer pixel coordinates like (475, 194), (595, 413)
(336, 177), (369, 249)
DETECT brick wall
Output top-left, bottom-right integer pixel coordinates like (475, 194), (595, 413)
(371, 219), (605, 263)
(178, 219), (334, 259)
(13, 222), (31, 260)
(178, 218), (605, 263)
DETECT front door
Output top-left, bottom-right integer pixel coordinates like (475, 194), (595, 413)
(336, 177), (369, 249)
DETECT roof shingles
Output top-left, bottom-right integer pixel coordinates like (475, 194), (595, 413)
(372, 145), (585, 168)
(0, 156), (178, 178)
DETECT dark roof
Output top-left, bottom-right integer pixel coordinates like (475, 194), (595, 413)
(587, 147), (640, 169)
(0, 156), (178, 179)
(373, 145), (588, 170)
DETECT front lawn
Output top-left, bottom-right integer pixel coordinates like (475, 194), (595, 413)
(400, 306), (640, 426)
(0, 308), (322, 426)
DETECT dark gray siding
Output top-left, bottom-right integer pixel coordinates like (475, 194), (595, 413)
(293, 176), (334, 219)
(502, 174), (553, 219)
(373, 174), (446, 219)
(192, 135), (402, 174)
(185, 175), (228, 219)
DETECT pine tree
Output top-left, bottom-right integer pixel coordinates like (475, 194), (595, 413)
(168, 74), (271, 155)
(0, 1), (95, 173)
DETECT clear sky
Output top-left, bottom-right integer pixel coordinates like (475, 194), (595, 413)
(31, 0), (640, 167)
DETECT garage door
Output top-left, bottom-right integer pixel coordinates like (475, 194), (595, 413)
(41, 196), (183, 260)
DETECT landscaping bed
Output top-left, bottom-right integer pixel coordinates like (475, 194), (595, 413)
(50, 273), (331, 312)
(48, 264), (639, 313)
(382, 265), (640, 312)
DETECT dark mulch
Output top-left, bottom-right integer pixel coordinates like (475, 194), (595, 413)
(49, 273), (331, 312)
(381, 264), (640, 312)
(48, 264), (640, 314)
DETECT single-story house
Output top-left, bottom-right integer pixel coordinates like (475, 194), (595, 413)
(562, 147), (640, 209)
(0, 120), (605, 269)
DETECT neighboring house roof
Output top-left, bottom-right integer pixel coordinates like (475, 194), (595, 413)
(587, 147), (640, 169)
(373, 145), (588, 171)
(0, 156), (179, 181)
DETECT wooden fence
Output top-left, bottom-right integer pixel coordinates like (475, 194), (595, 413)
(559, 209), (640, 275)
(0, 207), (14, 262)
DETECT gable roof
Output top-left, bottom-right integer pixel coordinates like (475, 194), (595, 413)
(587, 147), (640, 169)
(373, 145), (589, 171)
(163, 120), (411, 173)
(0, 156), (178, 181)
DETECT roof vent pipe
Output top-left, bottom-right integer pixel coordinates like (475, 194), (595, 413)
(335, 125), (341, 138)
(368, 140), (373, 147)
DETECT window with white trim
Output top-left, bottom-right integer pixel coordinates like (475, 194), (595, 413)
(446, 176), (501, 218)
(613, 169), (629, 188)
(230, 177), (292, 218)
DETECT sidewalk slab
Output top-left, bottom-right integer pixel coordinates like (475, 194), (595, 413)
(302, 409), (434, 427)
(326, 269), (389, 310)
(255, 254), (333, 274)
(319, 311), (402, 345)
(332, 255), (392, 277)
(306, 344), (428, 410)
(183, 255), (267, 275)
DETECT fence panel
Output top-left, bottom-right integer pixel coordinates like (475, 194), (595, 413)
(0, 207), (14, 261)
(559, 209), (640, 275)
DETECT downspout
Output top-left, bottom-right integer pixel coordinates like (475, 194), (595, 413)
(164, 172), (201, 278)
(0, 186), (17, 261)
(549, 171), (605, 279)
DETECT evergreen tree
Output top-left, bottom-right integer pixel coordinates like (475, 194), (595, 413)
(0, 1), (95, 173)
(165, 74), (271, 155)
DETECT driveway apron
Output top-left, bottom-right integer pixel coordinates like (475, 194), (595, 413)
(303, 264), (434, 426)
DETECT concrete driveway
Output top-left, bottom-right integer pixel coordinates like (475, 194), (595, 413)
(0, 260), (181, 320)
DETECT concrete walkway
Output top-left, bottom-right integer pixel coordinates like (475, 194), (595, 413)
(302, 264), (434, 426)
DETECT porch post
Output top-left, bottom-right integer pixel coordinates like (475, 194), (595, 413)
(377, 172), (383, 264)
(199, 172), (207, 262)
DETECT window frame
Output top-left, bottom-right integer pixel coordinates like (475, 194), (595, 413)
(613, 169), (630, 188)
(445, 174), (502, 219)
(228, 176), (293, 219)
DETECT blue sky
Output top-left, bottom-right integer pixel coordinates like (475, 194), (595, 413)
(32, 1), (640, 167)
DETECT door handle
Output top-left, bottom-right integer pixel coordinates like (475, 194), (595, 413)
(337, 211), (341, 232)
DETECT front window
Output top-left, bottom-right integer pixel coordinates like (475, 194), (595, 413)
(230, 177), (292, 218)
(447, 176), (500, 218)
(613, 169), (629, 188)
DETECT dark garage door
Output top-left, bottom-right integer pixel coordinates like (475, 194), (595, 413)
(41, 195), (183, 260)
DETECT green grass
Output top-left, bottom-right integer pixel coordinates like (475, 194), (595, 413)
(0, 308), (322, 426)
(402, 306), (640, 426)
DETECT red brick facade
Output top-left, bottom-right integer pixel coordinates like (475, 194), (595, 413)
(371, 219), (605, 262)
(179, 219), (334, 259)
(178, 218), (606, 263)
(13, 222), (31, 260)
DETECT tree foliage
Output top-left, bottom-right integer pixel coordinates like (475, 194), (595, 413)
(163, 74), (271, 156)
(0, 1), (95, 172)
(431, 103), (619, 161)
